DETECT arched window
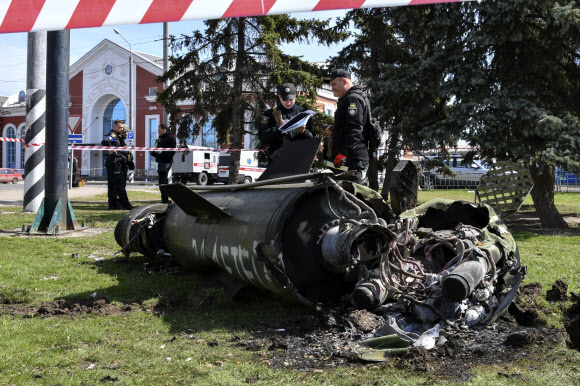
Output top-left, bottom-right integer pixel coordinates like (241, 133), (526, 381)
(102, 98), (126, 138)
(5, 126), (16, 169)
(148, 116), (158, 170)
(102, 99), (126, 173)
(201, 118), (217, 148)
(186, 117), (217, 148)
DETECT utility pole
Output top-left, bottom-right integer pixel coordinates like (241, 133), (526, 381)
(163, 22), (169, 125)
(23, 32), (47, 213)
(163, 22), (172, 183)
(30, 30), (79, 233)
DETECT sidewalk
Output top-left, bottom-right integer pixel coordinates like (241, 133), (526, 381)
(0, 181), (159, 207)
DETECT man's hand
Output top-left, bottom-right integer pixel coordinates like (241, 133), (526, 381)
(323, 125), (333, 137)
(279, 119), (289, 128)
(334, 154), (346, 168)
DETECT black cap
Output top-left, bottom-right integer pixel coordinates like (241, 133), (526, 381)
(278, 83), (296, 100)
(325, 68), (351, 83)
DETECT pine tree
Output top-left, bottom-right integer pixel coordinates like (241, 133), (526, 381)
(157, 15), (339, 184)
(442, 0), (580, 228)
(336, 1), (579, 228)
(331, 6), (463, 195)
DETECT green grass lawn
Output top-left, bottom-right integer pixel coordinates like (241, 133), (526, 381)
(0, 189), (578, 385)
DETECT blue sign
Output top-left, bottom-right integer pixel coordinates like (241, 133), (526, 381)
(127, 132), (135, 140)
(68, 134), (83, 144)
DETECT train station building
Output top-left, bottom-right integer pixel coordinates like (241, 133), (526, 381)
(0, 39), (337, 176)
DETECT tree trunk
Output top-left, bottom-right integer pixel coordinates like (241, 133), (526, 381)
(228, 18), (246, 185)
(529, 163), (568, 228)
(380, 128), (400, 202)
(366, 9), (383, 192)
(368, 156), (379, 191)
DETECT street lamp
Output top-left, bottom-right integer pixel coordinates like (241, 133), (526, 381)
(114, 28), (135, 182)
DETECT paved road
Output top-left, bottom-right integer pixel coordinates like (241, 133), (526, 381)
(0, 180), (160, 207)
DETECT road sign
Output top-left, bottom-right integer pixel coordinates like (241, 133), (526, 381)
(68, 115), (82, 134)
(127, 131), (135, 140)
(68, 134), (83, 144)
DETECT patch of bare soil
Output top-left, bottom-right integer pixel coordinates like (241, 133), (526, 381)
(237, 281), (575, 382)
(546, 280), (569, 302)
(1, 277), (577, 383)
(565, 292), (580, 349)
(242, 314), (564, 382)
(505, 212), (580, 235)
(0, 298), (139, 318)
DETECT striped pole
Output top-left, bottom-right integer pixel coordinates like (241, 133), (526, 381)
(23, 31), (47, 213)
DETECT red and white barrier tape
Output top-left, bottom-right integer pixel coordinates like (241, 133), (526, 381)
(1, 137), (477, 153)
(68, 145), (266, 152)
(0, 136), (263, 152)
(0, 1), (472, 34)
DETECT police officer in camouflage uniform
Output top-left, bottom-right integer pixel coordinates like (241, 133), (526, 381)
(258, 83), (314, 163)
(102, 119), (134, 210)
(324, 69), (370, 185)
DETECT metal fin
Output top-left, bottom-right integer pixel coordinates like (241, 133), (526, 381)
(160, 183), (231, 219)
(257, 137), (321, 181)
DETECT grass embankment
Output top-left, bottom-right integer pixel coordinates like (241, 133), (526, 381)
(0, 189), (578, 384)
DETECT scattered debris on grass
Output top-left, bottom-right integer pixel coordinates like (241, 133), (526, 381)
(0, 272), (576, 383)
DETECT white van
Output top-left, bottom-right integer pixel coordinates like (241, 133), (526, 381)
(172, 146), (219, 185)
(217, 150), (267, 184)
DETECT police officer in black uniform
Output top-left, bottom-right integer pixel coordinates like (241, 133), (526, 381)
(324, 69), (370, 185)
(258, 83), (314, 163)
(152, 123), (176, 203)
(102, 119), (134, 210)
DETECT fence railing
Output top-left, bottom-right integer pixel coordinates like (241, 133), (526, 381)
(555, 172), (580, 192)
(381, 170), (579, 192)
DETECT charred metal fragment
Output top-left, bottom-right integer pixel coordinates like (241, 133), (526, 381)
(114, 203), (170, 261)
(396, 199), (524, 325)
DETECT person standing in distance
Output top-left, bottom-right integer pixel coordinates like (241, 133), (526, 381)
(258, 83), (314, 163)
(153, 124), (176, 203)
(102, 119), (134, 210)
(324, 69), (370, 185)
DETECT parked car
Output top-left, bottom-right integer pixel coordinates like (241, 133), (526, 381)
(421, 155), (489, 189)
(0, 168), (23, 184)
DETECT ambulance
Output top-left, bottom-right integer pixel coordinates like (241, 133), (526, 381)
(171, 146), (219, 185)
(217, 150), (267, 184)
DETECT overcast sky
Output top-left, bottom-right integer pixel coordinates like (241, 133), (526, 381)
(0, 10), (348, 97)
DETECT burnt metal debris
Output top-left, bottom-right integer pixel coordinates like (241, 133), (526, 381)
(114, 139), (526, 352)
